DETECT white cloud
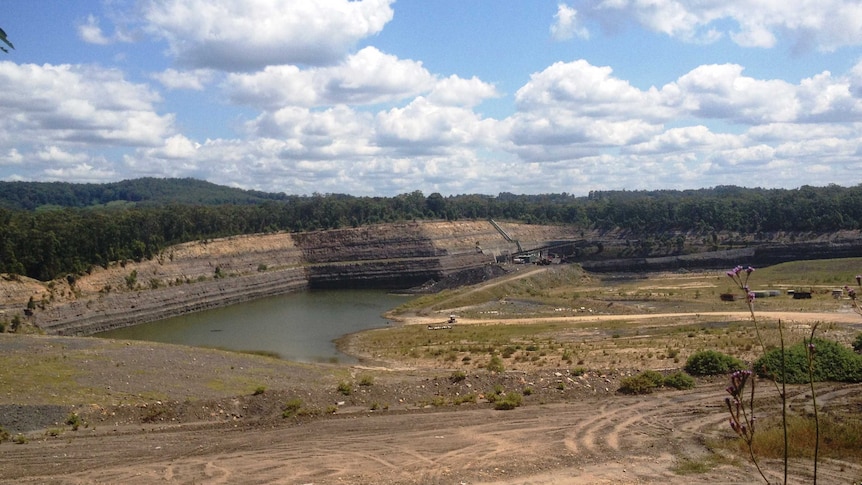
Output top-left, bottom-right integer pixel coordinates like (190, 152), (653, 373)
(0, 149), (23, 166)
(574, 0), (862, 51)
(497, 57), (862, 193)
(143, 134), (201, 159)
(245, 105), (378, 159)
(375, 97), (501, 155)
(550, 4), (589, 41)
(514, 60), (673, 121)
(673, 64), (799, 123)
(142, 0), (396, 71)
(624, 126), (741, 155)
(427, 75), (500, 108)
(35, 146), (90, 164)
(77, 14), (134, 45)
(152, 69), (215, 91)
(0, 62), (174, 148)
(43, 161), (119, 183)
(78, 15), (112, 45)
(225, 47), (435, 108)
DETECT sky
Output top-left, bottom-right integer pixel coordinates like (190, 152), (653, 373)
(1, 0), (862, 197)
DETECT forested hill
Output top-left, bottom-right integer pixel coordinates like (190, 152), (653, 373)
(0, 178), (288, 210)
(1, 178), (862, 281)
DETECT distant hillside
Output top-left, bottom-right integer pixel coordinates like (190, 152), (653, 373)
(0, 178), (288, 210)
(2, 178), (862, 281)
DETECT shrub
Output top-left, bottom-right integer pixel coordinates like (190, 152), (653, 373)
(618, 370), (665, 395)
(663, 371), (696, 390)
(282, 398), (304, 418)
(684, 350), (745, 376)
(337, 381), (353, 396)
(450, 370), (467, 383)
(358, 375), (374, 386)
(753, 338), (862, 384)
(853, 333), (862, 354)
(65, 413), (81, 431)
(494, 392), (523, 410)
(486, 355), (505, 373)
(0, 426), (9, 443)
(252, 386), (266, 396)
(125, 270), (137, 289)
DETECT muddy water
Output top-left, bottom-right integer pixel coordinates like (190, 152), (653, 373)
(97, 290), (412, 364)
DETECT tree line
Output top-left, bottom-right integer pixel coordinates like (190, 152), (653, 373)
(2, 179), (861, 281)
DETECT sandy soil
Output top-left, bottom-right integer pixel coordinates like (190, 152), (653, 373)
(2, 262), (861, 484)
(399, 310), (862, 327)
(1, 329), (860, 484)
(2, 379), (860, 484)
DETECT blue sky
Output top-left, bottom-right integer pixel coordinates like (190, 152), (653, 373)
(1, 0), (861, 196)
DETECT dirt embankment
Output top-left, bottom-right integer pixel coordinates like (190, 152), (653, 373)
(1, 333), (860, 485)
(0, 221), (572, 336)
(5, 223), (859, 336)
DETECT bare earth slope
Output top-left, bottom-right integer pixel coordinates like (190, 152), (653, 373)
(1, 221), (572, 336)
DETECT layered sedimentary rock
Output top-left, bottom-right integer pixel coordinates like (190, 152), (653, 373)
(293, 222), (501, 289)
(581, 239), (862, 273)
(9, 221), (856, 336)
(2, 221), (544, 335)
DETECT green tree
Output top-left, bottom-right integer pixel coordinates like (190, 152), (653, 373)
(0, 28), (13, 53)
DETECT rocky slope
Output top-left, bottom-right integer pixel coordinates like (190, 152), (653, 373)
(1, 221), (569, 336)
(2, 221), (860, 336)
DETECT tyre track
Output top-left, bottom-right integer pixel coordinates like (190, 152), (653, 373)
(2, 382), (860, 484)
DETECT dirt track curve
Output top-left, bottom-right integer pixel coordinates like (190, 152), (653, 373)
(3, 381), (861, 484)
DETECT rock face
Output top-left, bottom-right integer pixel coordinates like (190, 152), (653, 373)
(2, 221), (553, 336)
(580, 239), (862, 273)
(4, 221), (860, 336)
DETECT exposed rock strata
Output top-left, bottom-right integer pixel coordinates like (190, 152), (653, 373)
(2, 221), (539, 336)
(581, 239), (862, 273)
(4, 222), (859, 336)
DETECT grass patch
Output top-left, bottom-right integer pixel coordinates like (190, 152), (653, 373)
(0, 354), (86, 405)
(202, 347), (282, 359)
(337, 381), (353, 396)
(727, 413), (862, 462)
(494, 392), (523, 410)
(672, 454), (729, 476)
(282, 398), (321, 418)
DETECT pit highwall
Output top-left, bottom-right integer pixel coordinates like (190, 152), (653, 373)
(22, 221), (539, 336)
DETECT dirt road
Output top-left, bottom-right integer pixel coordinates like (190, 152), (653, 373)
(2, 380), (860, 484)
(402, 310), (862, 327)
